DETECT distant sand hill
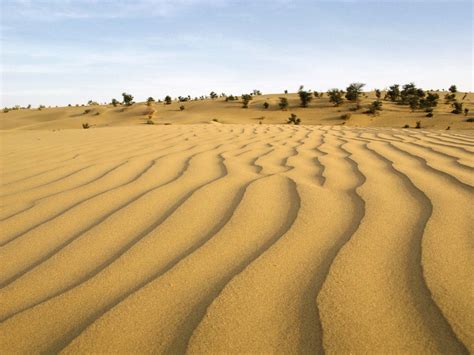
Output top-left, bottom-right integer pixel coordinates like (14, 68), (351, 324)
(1, 91), (473, 130)
(0, 124), (472, 353)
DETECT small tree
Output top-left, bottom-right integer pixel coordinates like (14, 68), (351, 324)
(180, 105), (185, 111)
(415, 121), (421, 129)
(287, 113), (301, 125)
(327, 89), (344, 106)
(263, 102), (269, 109)
(164, 95), (172, 105)
(146, 97), (155, 106)
(122, 92), (134, 106)
(449, 85), (457, 93)
(241, 94), (252, 108)
(210, 91), (218, 99)
(366, 100), (383, 115)
(298, 89), (313, 107)
(375, 89), (381, 99)
(111, 98), (119, 107)
(253, 89), (262, 95)
(386, 84), (400, 102)
(420, 92), (439, 109)
(451, 101), (463, 114)
(345, 83), (365, 102)
(408, 96), (419, 112)
(279, 97), (289, 110)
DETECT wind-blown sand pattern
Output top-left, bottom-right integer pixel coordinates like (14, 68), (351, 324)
(0, 124), (473, 353)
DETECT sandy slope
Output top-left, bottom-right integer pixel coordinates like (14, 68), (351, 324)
(0, 124), (473, 354)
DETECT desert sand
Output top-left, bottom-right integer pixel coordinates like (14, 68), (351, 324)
(0, 113), (473, 353)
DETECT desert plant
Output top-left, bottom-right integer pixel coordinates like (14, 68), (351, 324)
(298, 89), (313, 107)
(263, 102), (269, 109)
(210, 91), (218, 99)
(426, 112), (434, 118)
(327, 89), (344, 106)
(415, 121), (421, 129)
(375, 89), (382, 99)
(253, 89), (262, 95)
(386, 84), (400, 101)
(82, 123), (90, 129)
(146, 119), (155, 125)
(284, 90), (288, 94)
(212, 118), (219, 122)
(278, 97), (289, 110)
(403, 124), (410, 128)
(466, 118), (474, 122)
(94, 112), (100, 116)
(345, 83), (365, 102)
(146, 97), (155, 106)
(449, 85), (457, 93)
(287, 113), (301, 125)
(444, 92), (456, 103)
(366, 100), (383, 114)
(463, 108), (469, 116)
(340, 113), (352, 120)
(225, 95), (236, 101)
(451, 101), (463, 114)
(87, 100), (99, 106)
(446, 126), (451, 130)
(3, 107), (9, 113)
(180, 105), (185, 111)
(38, 105), (46, 110)
(164, 95), (172, 105)
(420, 92), (439, 109)
(83, 109), (92, 114)
(122, 92), (134, 106)
(241, 94), (253, 108)
(313, 91), (319, 98)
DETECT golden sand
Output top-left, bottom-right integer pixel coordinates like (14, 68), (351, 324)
(0, 124), (473, 353)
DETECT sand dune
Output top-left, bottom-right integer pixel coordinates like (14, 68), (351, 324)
(0, 124), (473, 353)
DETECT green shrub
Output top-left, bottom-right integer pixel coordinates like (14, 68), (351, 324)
(403, 124), (410, 128)
(464, 108), (469, 116)
(146, 119), (155, 125)
(451, 101), (463, 114)
(466, 118), (474, 122)
(210, 91), (218, 99)
(278, 97), (289, 110)
(298, 88), (313, 107)
(287, 113), (301, 125)
(426, 112), (433, 118)
(415, 121), (421, 129)
(340, 113), (351, 120)
(122, 92), (134, 106)
(366, 100), (383, 114)
(345, 83), (365, 102)
(263, 102), (269, 109)
(180, 105), (185, 111)
(164, 95), (172, 105)
(147, 97), (155, 106)
(82, 123), (90, 129)
(241, 94), (252, 108)
(327, 89), (344, 106)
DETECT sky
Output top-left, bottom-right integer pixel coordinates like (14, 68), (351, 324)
(1, 0), (473, 107)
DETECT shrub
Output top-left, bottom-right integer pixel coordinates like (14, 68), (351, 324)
(348, 105), (360, 111)
(122, 92), (134, 106)
(445, 93), (456, 103)
(212, 118), (219, 122)
(27, 104), (31, 109)
(298, 88), (313, 107)
(446, 126), (451, 130)
(180, 105), (185, 111)
(3, 107), (9, 113)
(375, 89), (381, 99)
(366, 100), (383, 114)
(287, 113), (301, 125)
(327, 89), (344, 106)
(253, 89), (262, 95)
(449, 85), (457, 93)
(403, 124), (410, 128)
(466, 118), (474, 122)
(146, 119), (155, 125)
(415, 121), (421, 129)
(386, 84), (400, 101)
(82, 123), (90, 129)
(345, 83), (365, 102)
(263, 102), (269, 109)
(340, 113), (352, 120)
(451, 101), (463, 114)
(94, 112), (100, 116)
(225, 95), (237, 101)
(284, 90), (288, 94)
(87, 100), (99, 106)
(164, 95), (172, 105)
(241, 94), (252, 108)
(146, 97), (155, 106)
(313, 91), (319, 98)
(420, 92), (439, 109)
(38, 105), (46, 110)
(83, 109), (92, 114)
(210, 91), (218, 99)
(464, 108), (469, 116)
(278, 97), (289, 110)
(426, 112), (433, 118)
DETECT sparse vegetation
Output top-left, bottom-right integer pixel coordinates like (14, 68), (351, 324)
(345, 83), (365, 102)
(122, 92), (134, 106)
(464, 108), (469, 116)
(263, 102), (269, 109)
(241, 94), (253, 108)
(210, 91), (218, 99)
(82, 123), (90, 129)
(375, 89), (381, 99)
(164, 95), (172, 105)
(415, 121), (421, 129)
(298, 87), (313, 107)
(146, 97), (155, 106)
(278, 97), (289, 110)
(180, 105), (185, 111)
(386, 84), (400, 102)
(451, 101), (463, 114)
(287, 113), (301, 125)
(146, 119), (155, 125)
(327, 89), (344, 106)
(340, 113), (352, 120)
(403, 124), (410, 128)
(366, 100), (383, 115)
(87, 100), (99, 106)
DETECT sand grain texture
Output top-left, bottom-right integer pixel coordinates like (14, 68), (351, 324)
(0, 124), (472, 354)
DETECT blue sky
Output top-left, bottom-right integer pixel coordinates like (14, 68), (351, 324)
(1, 0), (472, 107)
